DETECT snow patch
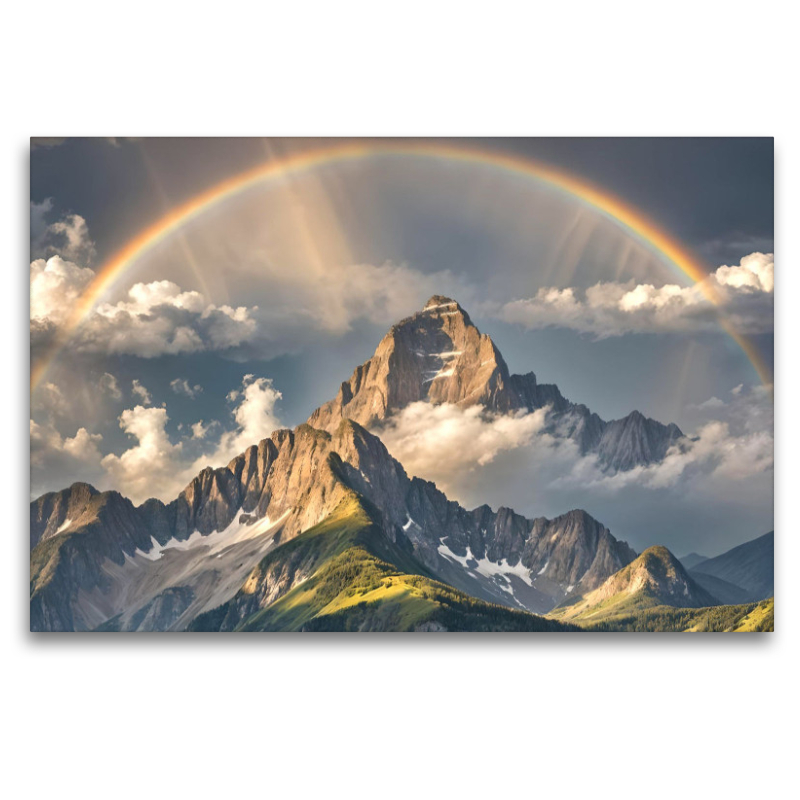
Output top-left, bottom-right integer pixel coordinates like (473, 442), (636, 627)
(137, 509), (291, 561)
(423, 368), (455, 384)
(537, 559), (550, 576)
(437, 540), (534, 593)
(55, 518), (73, 534)
(402, 515), (418, 532)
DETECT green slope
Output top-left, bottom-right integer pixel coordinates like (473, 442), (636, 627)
(547, 545), (773, 632)
(566, 597), (774, 632)
(191, 494), (576, 633)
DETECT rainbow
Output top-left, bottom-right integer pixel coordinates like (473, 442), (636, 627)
(30, 140), (773, 390)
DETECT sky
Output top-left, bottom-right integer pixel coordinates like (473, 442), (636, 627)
(29, 137), (774, 557)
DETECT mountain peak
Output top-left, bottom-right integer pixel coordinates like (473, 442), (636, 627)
(309, 296), (519, 432)
(593, 545), (717, 607)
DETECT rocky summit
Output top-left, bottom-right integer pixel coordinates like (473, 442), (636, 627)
(310, 296), (684, 471)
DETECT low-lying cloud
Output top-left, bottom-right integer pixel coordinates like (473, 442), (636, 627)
(374, 403), (550, 499)
(371, 387), (773, 552)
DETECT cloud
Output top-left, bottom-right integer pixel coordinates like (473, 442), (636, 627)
(715, 252), (773, 292)
(308, 262), (472, 335)
(191, 421), (209, 440)
(554, 419), (773, 493)
(99, 373), (123, 400)
(30, 418), (105, 497)
(374, 402), (550, 497)
(30, 382), (68, 418)
(30, 201), (96, 264)
(30, 212), (473, 363)
(30, 256), (95, 327)
(193, 376), (283, 469)
(93, 375), (285, 504)
(100, 406), (185, 504)
(30, 419), (103, 467)
(170, 378), (203, 398)
(30, 266), (260, 357)
(370, 387), (772, 552)
(131, 380), (152, 405)
(496, 252), (774, 337)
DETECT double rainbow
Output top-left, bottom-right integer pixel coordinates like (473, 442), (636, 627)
(30, 140), (772, 390)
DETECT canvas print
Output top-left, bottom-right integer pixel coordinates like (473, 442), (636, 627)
(29, 137), (774, 632)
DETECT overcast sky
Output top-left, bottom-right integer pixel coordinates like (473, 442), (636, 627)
(30, 137), (773, 557)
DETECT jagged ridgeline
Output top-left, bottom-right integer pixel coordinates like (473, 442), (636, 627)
(30, 296), (772, 632)
(311, 296), (684, 470)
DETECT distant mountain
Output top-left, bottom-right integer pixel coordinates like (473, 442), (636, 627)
(309, 296), (684, 471)
(692, 532), (774, 601)
(687, 571), (751, 605)
(549, 545), (720, 626)
(679, 552), (709, 570)
(31, 419), (634, 631)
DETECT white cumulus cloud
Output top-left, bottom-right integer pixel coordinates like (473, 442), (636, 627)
(95, 375), (285, 504)
(374, 402), (550, 499)
(497, 252), (774, 337)
(30, 256), (95, 327)
(30, 265), (260, 357)
(101, 406), (185, 504)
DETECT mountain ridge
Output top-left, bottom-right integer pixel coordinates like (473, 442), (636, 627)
(309, 295), (684, 471)
(691, 531), (774, 601)
(30, 417), (636, 630)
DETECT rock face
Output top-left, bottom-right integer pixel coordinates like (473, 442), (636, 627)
(309, 297), (521, 429)
(30, 419), (636, 630)
(309, 296), (683, 470)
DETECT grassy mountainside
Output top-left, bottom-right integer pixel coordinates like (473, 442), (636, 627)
(576, 597), (774, 632)
(190, 494), (576, 633)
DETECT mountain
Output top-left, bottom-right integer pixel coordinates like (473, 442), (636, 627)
(188, 494), (576, 633)
(679, 552), (709, 570)
(309, 296), (684, 471)
(691, 532), (773, 601)
(549, 545), (720, 626)
(29, 296), (706, 633)
(30, 417), (635, 631)
(687, 571), (751, 605)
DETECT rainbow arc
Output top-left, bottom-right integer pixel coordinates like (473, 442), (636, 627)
(30, 141), (772, 390)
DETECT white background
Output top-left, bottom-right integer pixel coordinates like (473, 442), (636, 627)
(3, 2), (796, 798)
